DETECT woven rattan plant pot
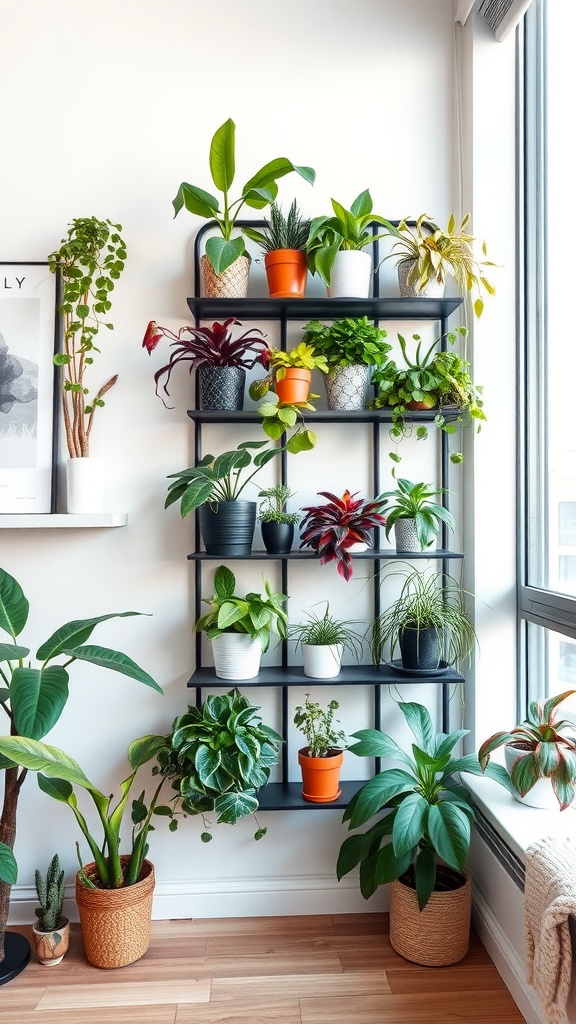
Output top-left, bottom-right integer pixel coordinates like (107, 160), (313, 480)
(76, 857), (155, 969)
(201, 254), (250, 298)
(389, 869), (471, 966)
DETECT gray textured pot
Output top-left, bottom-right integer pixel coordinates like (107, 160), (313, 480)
(324, 363), (370, 411)
(394, 519), (421, 552)
(398, 260), (445, 298)
(198, 366), (246, 411)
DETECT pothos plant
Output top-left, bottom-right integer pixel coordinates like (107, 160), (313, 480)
(370, 327), (486, 465)
(48, 217), (127, 458)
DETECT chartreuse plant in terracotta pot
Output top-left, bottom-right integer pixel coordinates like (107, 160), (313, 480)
(0, 564), (162, 976)
(294, 693), (348, 803)
(337, 701), (513, 965)
(478, 690), (576, 810)
(172, 118), (315, 293)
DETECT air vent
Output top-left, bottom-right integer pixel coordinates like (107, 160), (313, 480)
(479, 0), (534, 41)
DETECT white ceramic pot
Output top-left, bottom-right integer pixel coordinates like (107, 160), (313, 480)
(211, 634), (262, 680)
(302, 643), (343, 679)
(66, 457), (105, 513)
(504, 744), (564, 810)
(324, 363), (370, 411)
(327, 250), (372, 298)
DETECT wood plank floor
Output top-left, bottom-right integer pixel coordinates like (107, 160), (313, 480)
(2, 914), (526, 1023)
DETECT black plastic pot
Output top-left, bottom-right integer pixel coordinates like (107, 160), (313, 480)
(199, 501), (256, 556)
(260, 521), (295, 555)
(399, 624), (441, 670)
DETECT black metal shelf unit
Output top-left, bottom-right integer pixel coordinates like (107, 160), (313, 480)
(186, 226), (465, 810)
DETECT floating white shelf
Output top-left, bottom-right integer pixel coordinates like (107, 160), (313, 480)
(0, 513), (128, 529)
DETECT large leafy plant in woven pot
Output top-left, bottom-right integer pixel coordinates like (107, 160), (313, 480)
(337, 701), (513, 965)
(154, 689), (283, 840)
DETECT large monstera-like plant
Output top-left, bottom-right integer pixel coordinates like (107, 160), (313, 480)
(0, 566), (162, 970)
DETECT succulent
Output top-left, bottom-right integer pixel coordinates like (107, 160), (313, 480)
(243, 199), (311, 253)
(34, 854), (65, 932)
(478, 690), (576, 810)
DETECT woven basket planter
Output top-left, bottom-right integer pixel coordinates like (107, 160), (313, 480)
(201, 254), (250, 298)
(389, 869), (471, 966)
(76, 857), (155, 969)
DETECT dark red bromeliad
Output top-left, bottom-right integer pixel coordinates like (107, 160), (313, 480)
(299, 489), (387, 581)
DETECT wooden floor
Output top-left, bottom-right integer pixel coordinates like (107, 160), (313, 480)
(2, 914), (525, 1023)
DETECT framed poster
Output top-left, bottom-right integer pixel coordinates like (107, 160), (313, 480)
(0, 263), (59, 513)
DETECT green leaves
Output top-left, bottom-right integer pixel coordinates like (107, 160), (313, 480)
(0, 567), (29, 640)
(60, 644), (162, 694)
(0, 842), (17, 885)
(10, 666), (69, 740)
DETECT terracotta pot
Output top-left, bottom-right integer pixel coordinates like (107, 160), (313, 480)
(76, 857), (155, 969)
(32, 917), (70, 966)
(389, 868), (471, 966)
(274, 368), (311, 404)
(264, 249), (307, 298)
(298, 747), (343, 803)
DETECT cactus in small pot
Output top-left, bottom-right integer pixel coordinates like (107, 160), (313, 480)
(32, 854), (70, 965)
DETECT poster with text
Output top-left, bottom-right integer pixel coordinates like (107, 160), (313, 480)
(0, 264), (58, 513)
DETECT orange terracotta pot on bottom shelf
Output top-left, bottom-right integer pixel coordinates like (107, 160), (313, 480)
(298, 747), (344, 803)
(264, 249), (308, 298)
(275, 368), (312, 404)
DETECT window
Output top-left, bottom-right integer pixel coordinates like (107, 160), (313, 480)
(520, 0), (576, 711)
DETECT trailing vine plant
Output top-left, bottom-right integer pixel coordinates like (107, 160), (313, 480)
(48, 217), (127, 457)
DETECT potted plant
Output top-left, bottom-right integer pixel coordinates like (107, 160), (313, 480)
(142, 317), (270, 410)
(379, 477), (456, 552)
(154, 688), (283, 841)
(243, 199), (311, 298)
(336, 701), (513, 965)
(172, 118), (315, 297)
(306, 190), (395, 298)
(299, 488), (388, 581)
(257, 484), (300, 554)
(0, 564), (162, 979)
(379, 212), (496, 317)
(47, 216), (127, 512)
(0, 731), (170, 969)
(194, 564), (288, 680)
(369, 567), (477, 673)
(165, 429), (314, 556)
(31, 855), (69, 967)
(250, 342), (329, 405)
(370, 328), (486, 465)
(288, 602), (364, 678)
(300, 316), (391, 410)
(478, 690), (576, 810)
(294, 693), (348, 802)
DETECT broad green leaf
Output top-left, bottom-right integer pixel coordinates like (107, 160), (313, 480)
(61, 644), (162, 694)
(205, 236), (245, 276)
(214, 788), (258, 824)
(213, 565), (236, 601)
(427, 801), (471, 871)
(392, 793), (428, 857)
(173, 182), (219, 219)
(347, 729), (416, 771)
(37, 612), (145, 662)
(209, 117), (235, 194)
(10, 665), (69, 740)
(0, 568), (29, 639)
(0, 643), (29, 663)
(0, 842), (17, 885)
(348, 770), (417, 829)
(400, 702), (434, 754)
(414, 844), (436, 910)
(0, 736), (98, 793)
(195, 745), (222, 787)
(128, 735), (167, 770)
(179, 477), (215, 516)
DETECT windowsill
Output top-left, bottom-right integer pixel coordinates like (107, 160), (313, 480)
(465, 775), (576, 863)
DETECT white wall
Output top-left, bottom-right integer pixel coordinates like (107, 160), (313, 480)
(0, 0), (488, 922)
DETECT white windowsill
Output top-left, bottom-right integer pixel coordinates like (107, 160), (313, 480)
(465, 775), (576, 863)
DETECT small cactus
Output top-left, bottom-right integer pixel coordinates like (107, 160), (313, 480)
(34, 854), (65, 932)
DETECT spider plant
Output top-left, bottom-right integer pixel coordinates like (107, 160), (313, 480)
(287, 602), (364, 658)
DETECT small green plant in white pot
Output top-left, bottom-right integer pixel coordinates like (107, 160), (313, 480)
(194, 565), (288, 680)
(379, 477), (456, 552)
(288, 603), (364, 678)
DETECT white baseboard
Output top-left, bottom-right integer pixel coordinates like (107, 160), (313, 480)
(7, 873), (382, 925)
(472, 884), (545, 1024)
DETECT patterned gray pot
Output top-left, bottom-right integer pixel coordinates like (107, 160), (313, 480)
(397, 260), (445, 298)
(394, 518), (422, 552)
(198, 366), (246, 411)
(324, 363), (370, 411)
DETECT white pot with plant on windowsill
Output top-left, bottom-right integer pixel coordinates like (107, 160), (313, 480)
(48, 216), (127, 514)
(478, 689), (576, 811)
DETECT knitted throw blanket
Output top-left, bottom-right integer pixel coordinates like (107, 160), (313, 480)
(525, 836), (576, 1023)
